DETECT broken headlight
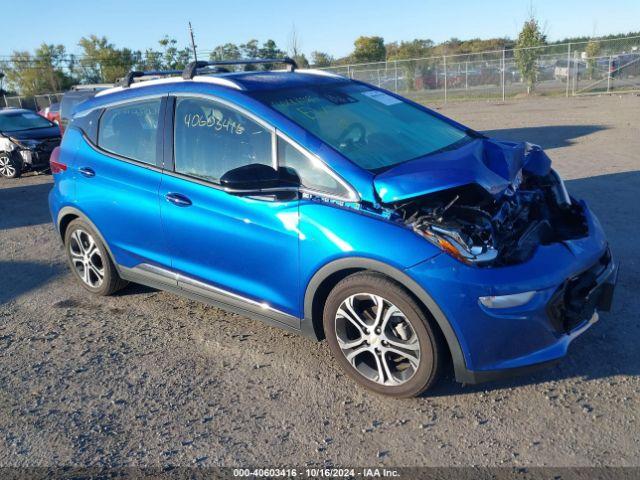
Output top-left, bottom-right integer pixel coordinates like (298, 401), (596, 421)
(413, 223), (498, 265)
(9, 137), (40, 150)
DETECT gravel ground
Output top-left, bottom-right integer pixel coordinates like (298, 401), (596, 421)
(0, 95), (639, 468)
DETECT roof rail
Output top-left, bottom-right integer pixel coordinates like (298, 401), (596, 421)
(118, 70), (182, 88)
(182, 57), (297, 80)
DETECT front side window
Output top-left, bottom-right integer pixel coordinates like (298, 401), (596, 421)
(252, 83), (471, 172)
(174, 97), (272, 183)
(98, 99), (160, 164)
(277, 137), (350, 199)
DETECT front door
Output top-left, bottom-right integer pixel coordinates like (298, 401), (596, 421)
(159, 95), (300, 324)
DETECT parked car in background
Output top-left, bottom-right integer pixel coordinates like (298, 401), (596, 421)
(39, 102), (61, 125)
(0, 108), (61, 178)
(59, 84), (112, 135)
(554, 59), (586, 81)
(49, 59), (616, 397)
(610, 53), (640, 78)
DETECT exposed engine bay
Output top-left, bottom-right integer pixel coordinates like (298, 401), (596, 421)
(389, 170), (588, 266)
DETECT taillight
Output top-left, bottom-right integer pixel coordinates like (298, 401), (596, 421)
(49, 147), (67, 174)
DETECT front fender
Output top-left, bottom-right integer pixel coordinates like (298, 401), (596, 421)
(301, 256), (467, 381)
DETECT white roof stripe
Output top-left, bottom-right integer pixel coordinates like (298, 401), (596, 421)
(94, 75), (244, 97)
(94, 69), (344, 99)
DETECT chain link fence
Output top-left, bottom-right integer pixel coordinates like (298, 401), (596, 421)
(320, 35), (640, 103)
(2, 36), (638, 109)
(1, 93), (63, 111)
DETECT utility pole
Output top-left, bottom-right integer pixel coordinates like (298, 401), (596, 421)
(188, 22), (198, 62)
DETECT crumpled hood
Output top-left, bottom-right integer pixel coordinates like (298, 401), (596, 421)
(2, 126), (61, 141)
(373, 138), (552, 203)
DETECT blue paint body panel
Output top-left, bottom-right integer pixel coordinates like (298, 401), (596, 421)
(49, 72), (614, 382)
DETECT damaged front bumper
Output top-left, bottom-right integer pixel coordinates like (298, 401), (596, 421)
(406, 201), (617, 384)
(16, 147), (54, 168)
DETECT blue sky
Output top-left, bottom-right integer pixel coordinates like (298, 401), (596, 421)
(4, 0), (639, 58)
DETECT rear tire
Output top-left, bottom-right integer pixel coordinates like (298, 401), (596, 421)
(64, 219), (128, 296)
(0, 152), (21, 178)
(323, 272), (444, 398)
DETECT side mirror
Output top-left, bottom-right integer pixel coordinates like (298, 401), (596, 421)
(220, 163), (298, 195)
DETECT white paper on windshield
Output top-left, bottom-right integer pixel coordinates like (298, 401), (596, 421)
(361, 90), (402, 106)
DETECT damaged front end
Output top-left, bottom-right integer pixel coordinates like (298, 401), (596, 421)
(376, 139), (589, 267)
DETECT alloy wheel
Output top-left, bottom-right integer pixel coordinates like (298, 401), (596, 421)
(68, 228), (105, 288)
(0, 154), (16, 177)
(334, 293), (421, 386)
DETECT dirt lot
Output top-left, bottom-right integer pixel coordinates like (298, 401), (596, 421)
(1, 95), (639, 468)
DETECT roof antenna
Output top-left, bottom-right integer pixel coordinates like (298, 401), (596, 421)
(188, 21), (198, 62)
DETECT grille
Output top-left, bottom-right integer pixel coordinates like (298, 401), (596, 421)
(547, 248), (612, 333)
(36, 137), (60, 153)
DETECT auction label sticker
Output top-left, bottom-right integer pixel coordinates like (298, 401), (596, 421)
(361, 90), (402, 106)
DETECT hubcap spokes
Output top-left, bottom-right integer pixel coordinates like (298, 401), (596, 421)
(335, 293), (420, 386)
(69, 229), (104, 288)
(0, 155), (15, 177)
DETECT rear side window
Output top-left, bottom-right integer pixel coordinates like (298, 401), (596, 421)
(173, 97), (272, 183)
(60, 91), (98, 128)
(98, 99), (161, 164)
(277, 138), (351, 199)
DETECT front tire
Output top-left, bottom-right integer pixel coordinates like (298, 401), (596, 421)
(323, 272), (444, 398)
(64, 219), (128, 296)
(0, 152), (21, 178)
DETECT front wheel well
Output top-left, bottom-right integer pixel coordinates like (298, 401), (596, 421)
(310, 268), (363, 340)
(309, 268), (452, 370)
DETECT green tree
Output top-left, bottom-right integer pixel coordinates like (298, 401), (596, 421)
(386, 39), (435, 90)
(158, 36), (192, 69)
(77, 35), (137, 83)
(142, 49), (163, 71)
(209, 43), (241, 62)
(352, 36), (386, 62)
(240, 40), (259, 70)
(5, 44), (73, 95)
(514, 17), (546, 94)
(386, 39), (434, 60)
(311, 51), (333, 67)
(585, 40), (601, 79)
(259, 39), (286, 69)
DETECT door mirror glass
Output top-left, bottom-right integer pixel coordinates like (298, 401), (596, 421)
(220, 163), (293, 192)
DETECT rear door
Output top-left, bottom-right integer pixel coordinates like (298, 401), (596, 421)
(73, 96), (169, 270)
(159, 94), (301, 324)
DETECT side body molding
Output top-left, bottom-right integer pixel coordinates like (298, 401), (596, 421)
(55, 206), (301, 333)
(302, 257), (468, 381)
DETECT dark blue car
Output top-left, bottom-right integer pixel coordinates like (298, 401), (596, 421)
(48, 59), (617, 397)
(0, 109), (61, 178)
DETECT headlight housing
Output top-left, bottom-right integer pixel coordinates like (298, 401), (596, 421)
(9, 137), (40, 149)
(415, 226), (498, 265)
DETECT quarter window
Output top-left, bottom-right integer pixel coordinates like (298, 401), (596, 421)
(174, 97), (273, 183)
(97, 99), (161, 164)
(277, 138), (351, 199)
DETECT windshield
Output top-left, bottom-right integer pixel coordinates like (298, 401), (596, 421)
(252, 83), (471, 172)
(0, 111), (54, 132)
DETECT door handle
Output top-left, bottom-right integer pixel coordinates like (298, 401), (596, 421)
(79, 167), (95, 177)
(165, 192), (192, 207)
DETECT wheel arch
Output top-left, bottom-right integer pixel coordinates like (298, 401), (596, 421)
(302, 257), (468, 380)
(57, 206), (119, 269)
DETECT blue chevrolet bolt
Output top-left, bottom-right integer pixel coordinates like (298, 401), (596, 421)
(48, 58), (617, 397)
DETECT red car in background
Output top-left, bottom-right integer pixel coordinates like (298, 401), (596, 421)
(39, 102), (61, 129)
